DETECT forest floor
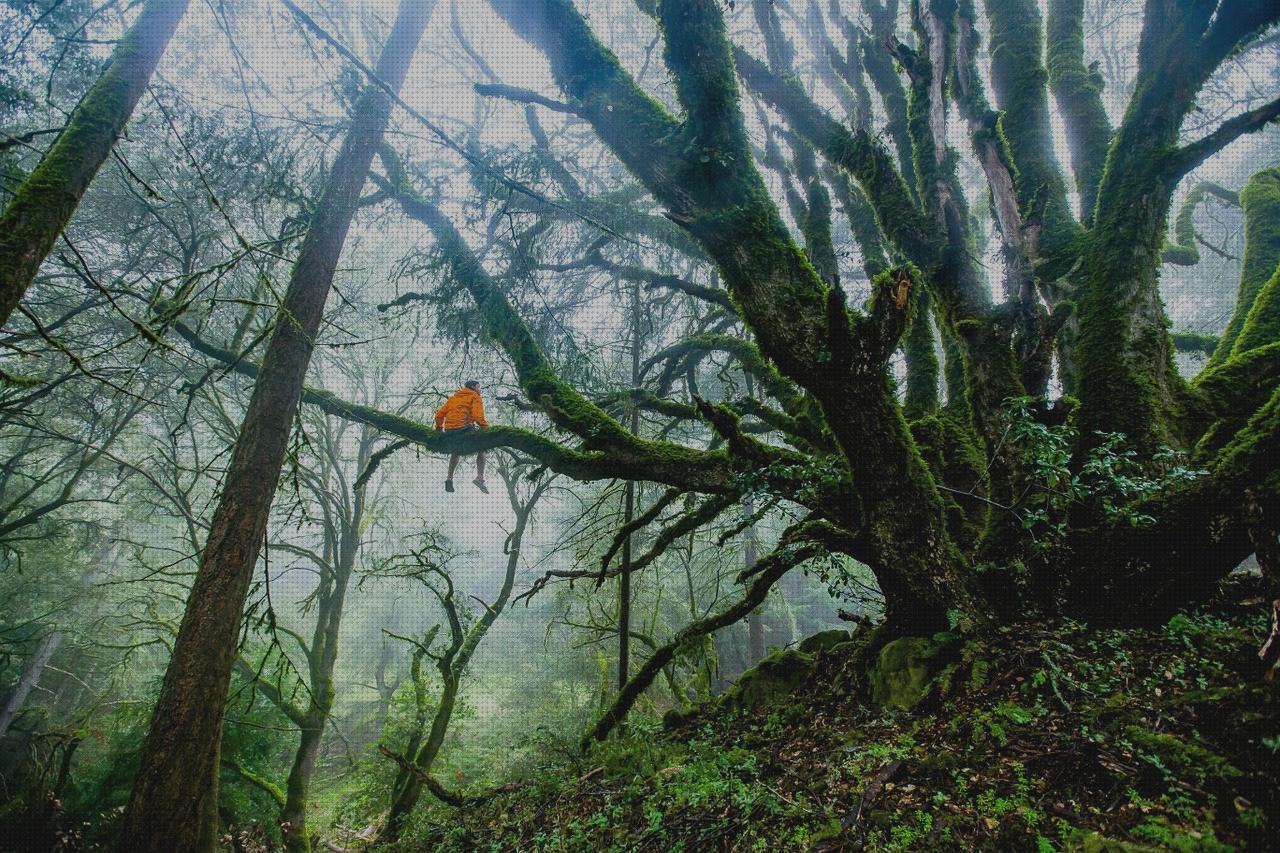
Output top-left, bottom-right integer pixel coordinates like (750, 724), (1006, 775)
(395, 576), (1279, 852)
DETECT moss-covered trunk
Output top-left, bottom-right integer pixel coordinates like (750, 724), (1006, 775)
(1045, 0), (1111, 225)
(115, 6), (429, 850)
(280, 721), (324, 853)
(1075, 138), (1185, 450)
(0, 0), (191, 328)
(1213, 168), (1280, 364)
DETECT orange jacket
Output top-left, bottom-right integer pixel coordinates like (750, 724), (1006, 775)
(435, 387), (488, 430)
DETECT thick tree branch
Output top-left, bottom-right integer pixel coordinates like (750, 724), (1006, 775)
(169, 320), (738, 493)
(1171, 96), (1280, 181)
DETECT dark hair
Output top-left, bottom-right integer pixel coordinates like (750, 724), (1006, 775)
(465, 380), (480, 390)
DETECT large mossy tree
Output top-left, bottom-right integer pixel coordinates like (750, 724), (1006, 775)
(386, 0), (1280, 637)
(142, 0), (1280, 809)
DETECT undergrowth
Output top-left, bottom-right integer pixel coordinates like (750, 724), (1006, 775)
(389, 576), (1279, 851)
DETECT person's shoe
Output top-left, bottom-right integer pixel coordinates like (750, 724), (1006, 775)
(473, 478), (489, 494)
(444, 480), (455, 493)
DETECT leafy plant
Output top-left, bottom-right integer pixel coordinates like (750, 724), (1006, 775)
(1001, 397), (1206, 548)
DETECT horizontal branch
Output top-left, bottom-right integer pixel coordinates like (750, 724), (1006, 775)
(474, 82), (578, 115)
(1172, 95), (1280, 179)
(169, 321), (737, 493)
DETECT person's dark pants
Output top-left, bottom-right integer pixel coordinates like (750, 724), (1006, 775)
(443, 425), (485, 482)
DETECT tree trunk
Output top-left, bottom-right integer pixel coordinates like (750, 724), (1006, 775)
(743, 493), (765, 664)
(618, 276), (642, 686)
(1075, 159), (1184, 449)
(1212, 168), (1280, 364)
(116, 6), (429, 850)
(0, 0), (191, 328)
(280, 720), (324, 853)
(0, 631), (62, 739)
(382, 474), (541, 840)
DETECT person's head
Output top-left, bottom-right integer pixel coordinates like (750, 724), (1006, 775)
(465, 380), (481, 392)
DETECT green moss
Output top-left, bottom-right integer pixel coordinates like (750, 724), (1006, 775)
(981, 0), (1083, 277)
(1074, 132), (1188, 451)
(797, 629), (852, 654)
(1121, 726), (1242, 786)
(1162, 183), (1237, 267)
(1188, 340), (1280, 456)
(718, 649), (815, 712)
(1065, 831), (1161, 852)
(910, 405), (986, 547)
(858, 5), (918, 202)
(1211, 167), (1280, 365)
(1046, 0), (1112, 223)
(1231, 262), (1280, 357)
(902, 287), (940, 419)
(868, 635), (954, 710)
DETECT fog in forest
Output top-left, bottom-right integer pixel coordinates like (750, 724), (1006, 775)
(1, 0), (1278, 850)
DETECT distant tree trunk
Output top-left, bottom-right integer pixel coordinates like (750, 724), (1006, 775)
(618, 276), (642, 686)
(382, 469), (547, 840)
(0, 632), (62, 739)
(374, 641), (401, 718)
(744, 494), (765, 664)
(116, 5), (429, 850)
(278, 433), (370, 853)
(0, 0), (191, 328)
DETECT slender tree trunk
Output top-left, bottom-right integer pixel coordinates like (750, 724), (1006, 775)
(383, 474), (542, 840)
(116, 7), (428, 850)
(0, 0), (191, 328)
(279, 721), (324, 853)
(0, 632), (62, 739)
(745, 512), (764, 664)
(280, 480), (364, 853)
(618, 277), (642, 686)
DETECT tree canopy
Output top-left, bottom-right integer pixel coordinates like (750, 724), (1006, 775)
(1, 0), (1278, 849)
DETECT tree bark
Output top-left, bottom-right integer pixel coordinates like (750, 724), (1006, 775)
(0, 631), (62, 740)
(116, 5), (429, 850)
(1045, 0), (1112, 225)
(0, 0), (191, 328)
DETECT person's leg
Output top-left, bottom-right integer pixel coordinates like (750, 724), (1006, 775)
(472, 450), (488, 492)
(445, 454), (460, 491)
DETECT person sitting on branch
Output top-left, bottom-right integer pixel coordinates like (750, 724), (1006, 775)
(434, 380), (489, 493)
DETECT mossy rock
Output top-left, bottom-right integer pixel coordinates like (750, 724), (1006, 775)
(868, 635), (955, 710)
(718, 649), (816, 712)
(797, 629), (851, 654)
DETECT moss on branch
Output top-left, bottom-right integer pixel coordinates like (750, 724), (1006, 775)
(1212, 168), (1280, 365)
(170, 321), (736, 493)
